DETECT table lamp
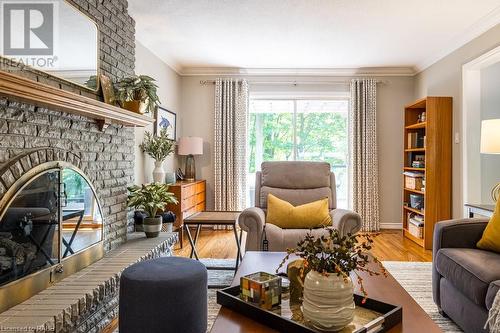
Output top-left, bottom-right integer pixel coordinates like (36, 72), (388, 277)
(178, 137), (203, 181)
(480, 119), (500, 201)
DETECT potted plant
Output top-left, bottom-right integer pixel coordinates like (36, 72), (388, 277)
(127, 183), (178, 238)
(115, 75), (160, 114)
(277, 229), (387, 331)
(140, 128), (175, 183)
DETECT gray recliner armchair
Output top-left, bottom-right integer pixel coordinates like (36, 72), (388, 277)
(239, 161), (362, 251)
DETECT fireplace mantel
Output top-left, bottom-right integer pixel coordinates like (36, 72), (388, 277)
(0, 71), (154, 130)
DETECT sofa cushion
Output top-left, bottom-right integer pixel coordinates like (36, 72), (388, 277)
(486, 280), (500, 310)
(435, 248), (500, 307)
(261, 161), (331, 189)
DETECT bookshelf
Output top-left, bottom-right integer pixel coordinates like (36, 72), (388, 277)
(402, 97), (452, 250)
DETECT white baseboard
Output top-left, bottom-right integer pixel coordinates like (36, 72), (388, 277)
(380, 223), (402, 230)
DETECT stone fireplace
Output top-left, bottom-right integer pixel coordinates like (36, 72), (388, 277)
(0, 1), (172, 331)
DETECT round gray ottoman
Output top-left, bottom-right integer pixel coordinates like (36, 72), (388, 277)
(119, 256), (207, 333)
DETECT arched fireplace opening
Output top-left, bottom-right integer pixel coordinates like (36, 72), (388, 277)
(0, 161), (104, 312)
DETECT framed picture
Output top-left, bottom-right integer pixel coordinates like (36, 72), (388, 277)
(155, 107), (176, 139)
(99, 74), (116, 105)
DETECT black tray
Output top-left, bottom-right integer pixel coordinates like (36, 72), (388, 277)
(217, 285), (402, 333)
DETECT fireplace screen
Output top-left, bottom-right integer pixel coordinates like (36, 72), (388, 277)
(0, 167), (103, 287)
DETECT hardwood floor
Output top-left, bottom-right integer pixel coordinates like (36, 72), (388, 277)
(174, 229), (432, 262)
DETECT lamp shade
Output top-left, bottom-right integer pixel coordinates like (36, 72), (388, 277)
(481, 119), (500, 154)
(177, 137), (203, 155)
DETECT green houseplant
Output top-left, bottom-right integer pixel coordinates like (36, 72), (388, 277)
(115, 75), (160, 114)
(127, 183), (178, 238)
(140, 128), (176, 183)
(277, 229), (386, 331)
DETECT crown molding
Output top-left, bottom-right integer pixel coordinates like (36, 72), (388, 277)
(179, 66), (417, 77)
(415, 5), (500, 74)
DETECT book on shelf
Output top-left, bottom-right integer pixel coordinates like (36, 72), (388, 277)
(407, 132), (425, 149)
(407, 132), (418, 148)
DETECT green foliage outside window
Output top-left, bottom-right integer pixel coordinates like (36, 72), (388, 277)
(248, 111), (348, 174)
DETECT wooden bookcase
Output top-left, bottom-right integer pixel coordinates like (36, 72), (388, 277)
(402, 97), (452, 250)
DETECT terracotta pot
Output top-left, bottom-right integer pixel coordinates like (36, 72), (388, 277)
(302, 270), (355, 331)
(121, 100), (148, 114)
(143, 217), (162, 238)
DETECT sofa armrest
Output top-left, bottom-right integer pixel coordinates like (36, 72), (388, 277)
(238, 207), (265, 232)
(432, 218), (488, 308)
(330, 209), (362, 236)
(239, 207), (266, 251)
(433, 218), (488, 254)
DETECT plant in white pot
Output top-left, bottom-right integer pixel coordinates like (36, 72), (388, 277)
(278, 229), (387, 331)
(127, 183), (178, 238)
(140, 128), (175, 183)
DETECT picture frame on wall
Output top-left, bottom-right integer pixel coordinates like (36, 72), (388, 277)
(155, 107), (176, 139)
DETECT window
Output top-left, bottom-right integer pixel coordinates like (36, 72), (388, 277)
(247, 98), (350, 208)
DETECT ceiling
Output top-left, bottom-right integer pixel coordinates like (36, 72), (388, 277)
(129, 0), (500, 75)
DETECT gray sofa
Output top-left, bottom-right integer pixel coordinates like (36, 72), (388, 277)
(239, 161), (362, 251)
(433, 218), (500, 333)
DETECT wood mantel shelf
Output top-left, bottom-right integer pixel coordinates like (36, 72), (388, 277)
(0, 71), (154, 129)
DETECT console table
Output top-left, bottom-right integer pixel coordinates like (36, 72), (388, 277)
(464, 203), (495, 218)
(165, 180), (206, 248)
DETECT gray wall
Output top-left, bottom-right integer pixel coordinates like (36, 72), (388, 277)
(480, 61), (500, 203)
(0, 0), (137, 250)
(414, 23), (500, 217)
(134, 41), (182, 185)
(180, 75), (414, 228)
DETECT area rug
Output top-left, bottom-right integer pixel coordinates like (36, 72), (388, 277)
(200, 258), (236, 289)
(382, 261), (463, 333)
(201, 259), (236, 331)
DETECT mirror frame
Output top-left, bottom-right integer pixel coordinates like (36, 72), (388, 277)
(0, 0), (100, 92)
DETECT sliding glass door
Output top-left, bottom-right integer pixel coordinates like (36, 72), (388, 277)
(247, 98), (350, 208)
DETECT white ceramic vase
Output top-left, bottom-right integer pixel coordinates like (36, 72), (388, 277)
(152, 161), (165, 183)
(302, 270), (355, 331)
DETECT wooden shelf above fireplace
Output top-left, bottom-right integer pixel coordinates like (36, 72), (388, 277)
(0, 71), (154, 130)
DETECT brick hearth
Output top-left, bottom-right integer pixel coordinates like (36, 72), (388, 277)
(0, 233), (177, 333)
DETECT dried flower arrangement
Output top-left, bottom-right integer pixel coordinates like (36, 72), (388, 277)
(277, 228), (387, 300)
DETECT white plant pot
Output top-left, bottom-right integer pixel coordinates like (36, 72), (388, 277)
(302, 270), (355, 331)
(164, 222), (173, 233)
(152, 161), (165, 183)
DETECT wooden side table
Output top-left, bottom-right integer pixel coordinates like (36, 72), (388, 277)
(464, 203), (494, 218)
(183, 211), (243, 271)
(165, 180), (206, 248)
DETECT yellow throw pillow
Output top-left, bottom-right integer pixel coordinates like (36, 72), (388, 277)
(477, 198), (500, 253)
(266, 194), (332, 229)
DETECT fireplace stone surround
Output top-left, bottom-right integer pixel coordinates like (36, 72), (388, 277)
(0, 0), (160, 330)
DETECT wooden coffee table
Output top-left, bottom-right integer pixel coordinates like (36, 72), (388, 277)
(210, 252), (442, 333)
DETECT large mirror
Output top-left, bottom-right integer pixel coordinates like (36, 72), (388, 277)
(0, 0), (99, 90)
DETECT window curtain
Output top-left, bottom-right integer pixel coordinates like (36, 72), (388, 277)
(214, 78), (249, 212)
(350, 79), (380, 231)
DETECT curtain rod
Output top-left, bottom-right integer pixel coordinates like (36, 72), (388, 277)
(199, 79), (387, 85)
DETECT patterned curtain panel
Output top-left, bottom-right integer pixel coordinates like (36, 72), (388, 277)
(350, 79), (380, 231)
(214, 78), (249, 211)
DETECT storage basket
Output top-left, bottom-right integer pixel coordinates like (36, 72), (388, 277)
(405, 176), (423, 190)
